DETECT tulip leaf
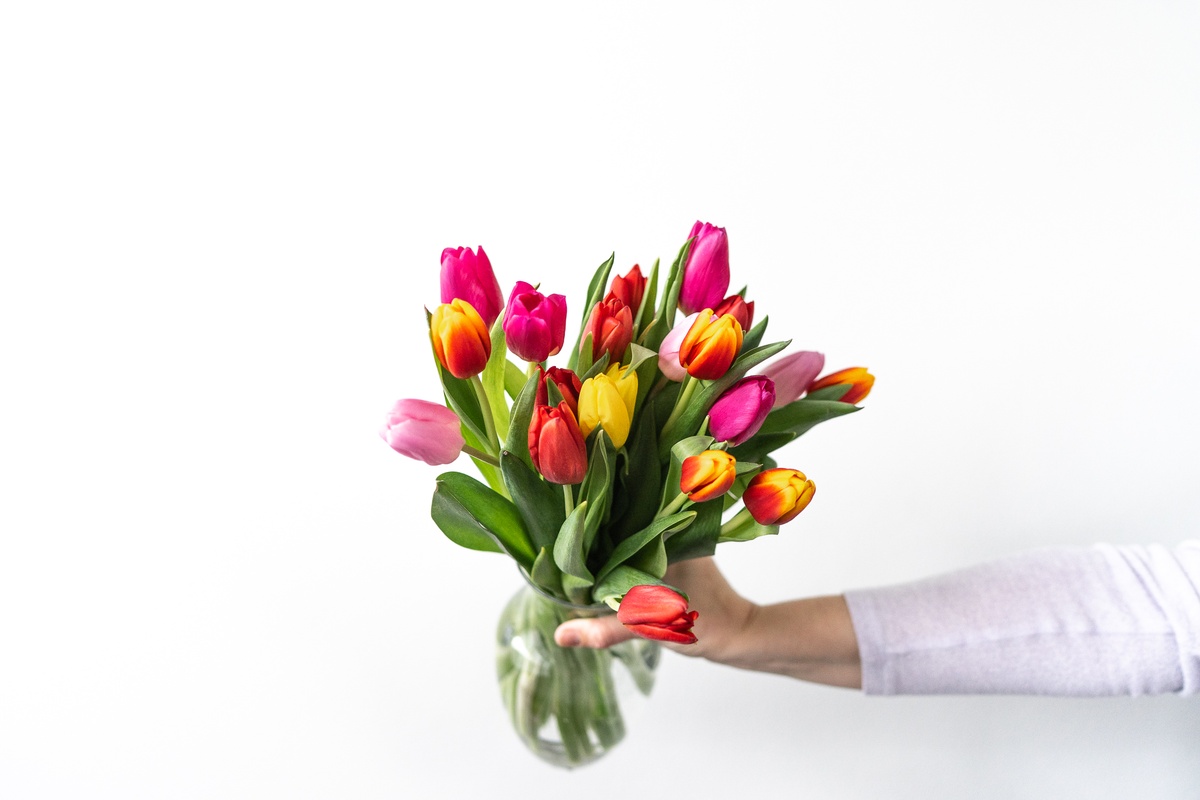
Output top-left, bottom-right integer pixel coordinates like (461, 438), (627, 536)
(482, 319), (511, 437)
(658, 435), (715, 512)
(594, 510), (696, 584)
(553, 501), (593, 583)
(628, 534), (668, 578)
(664, 494), (723, 562)
(528, 547), (564, 599)
(504, 360), (527, 400)
(503, 373), (540, 469)
(581, 431), (616, 551)
(579, 351), (610, 382)
(431, 472), (536, 568)
(756, 398), (860, 439)
(562, 573), (594, 606)
(609, 401), (662, 538)
(718, 516), (780, 544)
(593, 565), (665, 606)
(741, 315), (769, 352)
(500, 451), (566, 553)
(804, 384), (853, 402)
(640, 239), (689, 353)
(634, 258), (660, 339)
(567, 253), (615, 372)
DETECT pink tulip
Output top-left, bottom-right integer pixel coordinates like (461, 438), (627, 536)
(441, 246), (505, 328)
(678, 221), (730, 315)
(657, 312), (700, 382)
(380, 399), (464, 465)
(503, 281), (568, 363)
(707, 376), (775, 445)
(760, 351), (825, 408)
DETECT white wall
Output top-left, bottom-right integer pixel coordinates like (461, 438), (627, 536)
(2, 2), (1198, 797)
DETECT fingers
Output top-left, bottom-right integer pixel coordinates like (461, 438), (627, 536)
(554, 615), (634, 649)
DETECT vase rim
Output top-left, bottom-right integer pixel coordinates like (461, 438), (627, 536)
(516, 567), (613, 612)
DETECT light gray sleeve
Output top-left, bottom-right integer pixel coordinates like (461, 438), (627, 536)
(843, 541), (1200, 696)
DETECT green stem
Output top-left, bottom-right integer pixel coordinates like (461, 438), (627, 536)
(661, 374), (698, 433)
(563, 483), (575, 518)
(462, 444), (500, 466)
(470, 374), (499, 454)
(655, 491), (689, 520)
(720, 507), (753, 536)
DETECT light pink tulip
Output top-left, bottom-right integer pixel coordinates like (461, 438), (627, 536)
(760, 351), (825, 408)
(380, 399), (464, 465)
(657, 312), (701, 382)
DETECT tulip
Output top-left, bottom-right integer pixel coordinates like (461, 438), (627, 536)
(656, 312), (699, 382)
(502, 281), (567, 363)
(617, 584), (699, 645)
(680, 449), (737, 502)
(760, 351), (825, 408)
(440, 246), (504, 328)
(581, 297), (634, 365)
(679, 310), (743, 380)
(528, 401), (588, 485)
(808, 366), (875, 405)
(679, 221), (730, 315)
(742, 468), (816, 525)
(605, 264), (647, 315)
(577, 364), (638, 448)
(708, 376), (775, 446)
(536, 366), (582, 418)
(430, 299), (491, 379)
(713, 294), (754, 332)
(379, 399), (464, 465)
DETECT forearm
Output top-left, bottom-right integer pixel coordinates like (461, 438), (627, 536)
(711, 595), (862, 689)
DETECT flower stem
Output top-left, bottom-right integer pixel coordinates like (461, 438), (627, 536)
(563, 483), (575, 518)
(661, 375), (698, 434)
(470, 374), (499, 454)
(463, 444), (500, 466)
(720, 507), (753, 536)
(655, 491), (688, 520)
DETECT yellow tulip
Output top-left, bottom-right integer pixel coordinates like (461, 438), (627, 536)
(578, 364), (638, 448)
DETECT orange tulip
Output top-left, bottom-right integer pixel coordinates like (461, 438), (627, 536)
(679, 449), (737, 502)
(430, 299), (491, 379)
(678, 310), (743, 380)
(742, 468), (816, 525)
(808, 367), (875, 405)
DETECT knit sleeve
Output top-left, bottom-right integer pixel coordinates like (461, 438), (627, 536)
(843, 541), (1200, 696)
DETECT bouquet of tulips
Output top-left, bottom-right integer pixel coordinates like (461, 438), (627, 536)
(382, 222), (873, 766)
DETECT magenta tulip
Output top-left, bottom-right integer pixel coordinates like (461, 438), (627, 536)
(380, 399), (464, 465)
(503, 281), (568, 362)
(657, 312), (700, 382)
(707, 376), (775, 445)
(441, 246), (505, 328)
(760, 351), (825, 408)
(678, 221), (730, 315)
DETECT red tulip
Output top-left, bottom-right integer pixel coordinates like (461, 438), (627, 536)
(605, 264), (647, 315)
(528, 401), (588, 485)
(430, 299), (491, 379)
(582, 297), (634, 365)
(713, 294), (754, 332)
(708, 376), (775, 446)
(502, 281), (567, 363)
(617, 584), (698, 645)
(742, 468), (816, 525)
(809, 367), (875, 405)
(440, 246), (504, 328)
(536, 366), (582, 418)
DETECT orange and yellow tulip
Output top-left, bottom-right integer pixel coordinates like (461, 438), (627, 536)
(808, 367), (874, 405)
(430, 299), (491, 379)
(678, 310), (743, 380)
(679, 449), (737, 502)
(742, 468), (816, 525)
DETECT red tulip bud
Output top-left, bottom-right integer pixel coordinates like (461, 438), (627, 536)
(617, 584), (698, 645)
(528, 402), (588, 485)
(582, 297), (634, 365)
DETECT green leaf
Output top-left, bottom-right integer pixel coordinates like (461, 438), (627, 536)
(639, 239), (689, 353)
(567, 254), (615, 372)
(609, 401), (662, 538)
(741, 314), (769, 352)
(593, 565), (665, 606)
(718, 517), (780, 544)
(553, 501), (593, 582)
(629, 534), (668, 578)
(581, 431), (616, 551)
(594, 511), (696, 584)
(504, 359), (527, 400)
(430, 472), (535, 568)
(529, 547), (564, 598)
(756, 398), (860, 438)
(634, 258), (660, 339)
(664, 495), (723, 562)
(503, 374), (540, 469)
(804, 384), (853, 402)
(482, 318), (511, 436)
(579, 351), (610, 382)
(500, 451), (565, 552)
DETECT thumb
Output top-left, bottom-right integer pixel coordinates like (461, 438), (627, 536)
(554, 615), (635, 649)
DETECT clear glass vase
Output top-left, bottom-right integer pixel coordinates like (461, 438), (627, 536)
(495, 580), (661, 768)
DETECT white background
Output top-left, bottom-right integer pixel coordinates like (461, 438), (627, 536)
(2, 1), (1198, 797)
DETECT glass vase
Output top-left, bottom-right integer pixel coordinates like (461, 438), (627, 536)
(495, 580), (661, 768)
